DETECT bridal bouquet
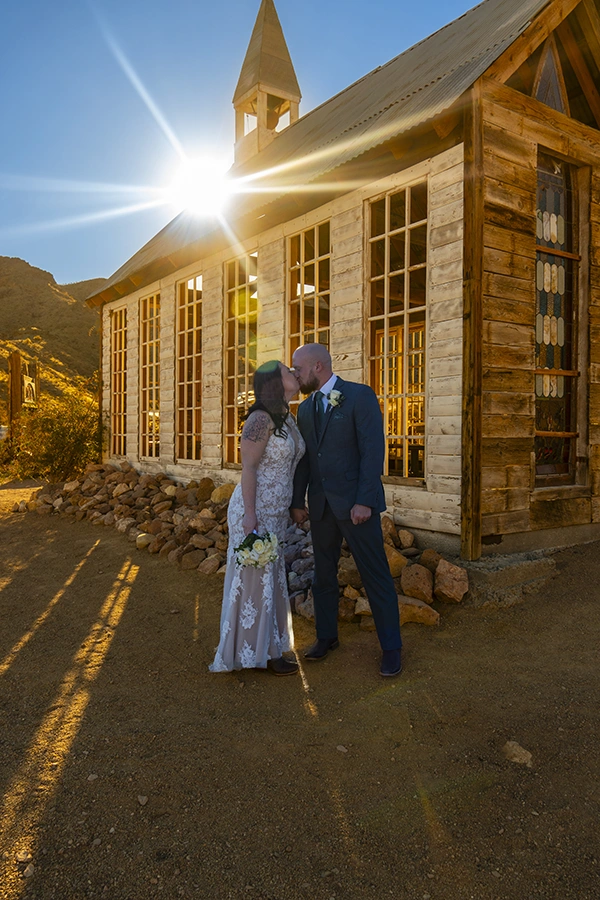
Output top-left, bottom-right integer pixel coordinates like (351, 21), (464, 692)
(234, 531), (279, 568)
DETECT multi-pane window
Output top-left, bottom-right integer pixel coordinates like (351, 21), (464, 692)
(110, 308), (127, 457)
(224, 252), (258, 464)
(288, 221), (330, 354)
(140, 293), (160, 459)
(535, 153), (579, 484)
(176, 275), (202, 461)
(368, 182), (428, 478)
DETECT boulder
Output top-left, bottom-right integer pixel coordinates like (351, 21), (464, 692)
(148, 534), (168, 554)
(159, 540), (178, 558)
(163, 484), (177, 497)
(181, 549), (207, 569)
(211, 483), (236, 504)
(400, 564), (433, 603)
(343, 584), (361, 601)
(384, 545), (409, 577)
(189, 513), (217, 534)
(338, 596), (357, 622)
(420, 548), (442, 574)
(197, 555), (222, 575)
(196, 478), (216, 501)
(354, 596), (372, 616)
(136, 533), (154, 550)
(337, 556), (362, 589)
(434, 559), (469, 603)
(381, 515), (399, 546)
(296, 590), (315, 620)
(189, 533), (214, 550)
(359, 616), (377, 632)
(398, 595), (440, 626)
(397, 529), (415, 549)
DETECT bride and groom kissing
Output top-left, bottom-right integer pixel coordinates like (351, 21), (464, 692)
(209, 343), (402, 679)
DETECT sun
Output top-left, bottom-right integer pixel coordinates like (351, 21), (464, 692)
(166, 156), (233, 217)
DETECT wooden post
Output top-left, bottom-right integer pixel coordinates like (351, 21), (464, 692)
(461, 81), (484, 560)
(8, 350), (22, 437)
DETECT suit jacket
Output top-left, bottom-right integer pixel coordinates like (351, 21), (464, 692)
(291, 377), (387, 521)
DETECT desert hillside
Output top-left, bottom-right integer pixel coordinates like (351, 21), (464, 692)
(0, 257), (106, 418)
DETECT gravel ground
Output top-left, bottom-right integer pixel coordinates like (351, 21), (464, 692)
(0, 479), (599, 900)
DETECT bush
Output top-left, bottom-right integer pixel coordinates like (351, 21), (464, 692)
(4, 384), (101, 482)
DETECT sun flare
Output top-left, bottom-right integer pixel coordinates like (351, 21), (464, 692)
(166, 156), (233, 217)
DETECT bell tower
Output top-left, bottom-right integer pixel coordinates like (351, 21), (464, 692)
(233, 0), (301, 166)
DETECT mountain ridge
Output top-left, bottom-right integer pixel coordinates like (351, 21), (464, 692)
(0, 256), (106, 420)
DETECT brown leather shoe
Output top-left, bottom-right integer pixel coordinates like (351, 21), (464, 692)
(267, 656), (299, 676)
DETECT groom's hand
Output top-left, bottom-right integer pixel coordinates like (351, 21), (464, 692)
(291, 507), (309, 524)
(350, 504), (372, 525)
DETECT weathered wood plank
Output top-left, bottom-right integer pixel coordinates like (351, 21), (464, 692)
(483, 223), (536, 258)
(481, 437), (533, 467)
(482, 77), (600, 164)
(482, 295), (535, 328)
(482, 414), (534, 438)
(483, 320), (535, 348)
(483, 247), (535, 281)
(482, 509), (530, 536)
(529, 496), (592, 530)
(482, 392), (535, 416)
(482, 120), (536, 168)
(461, 82), (484, 559)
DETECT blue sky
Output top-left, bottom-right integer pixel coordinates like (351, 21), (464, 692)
(1, 0), (474, 285)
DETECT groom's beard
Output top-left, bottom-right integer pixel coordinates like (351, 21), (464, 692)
(299, 374), (320, 395)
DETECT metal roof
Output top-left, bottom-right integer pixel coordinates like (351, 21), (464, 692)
(89, 0), (552, 305)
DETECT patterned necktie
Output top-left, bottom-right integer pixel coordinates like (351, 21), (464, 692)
(314, 390), (325, 436)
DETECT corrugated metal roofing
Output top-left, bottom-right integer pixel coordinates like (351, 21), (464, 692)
(90, 0), (552, 304)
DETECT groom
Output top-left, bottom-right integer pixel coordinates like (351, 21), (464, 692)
(290, 344), (402, 677)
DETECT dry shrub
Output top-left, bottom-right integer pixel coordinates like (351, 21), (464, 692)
(4, 382), (101, 481)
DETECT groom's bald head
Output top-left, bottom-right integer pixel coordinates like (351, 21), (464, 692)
(292, 343), (333, 393)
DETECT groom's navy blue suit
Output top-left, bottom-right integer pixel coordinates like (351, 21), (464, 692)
(292, 377), (402, 652)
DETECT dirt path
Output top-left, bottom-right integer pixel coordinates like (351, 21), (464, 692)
(0, 479), (599, 899)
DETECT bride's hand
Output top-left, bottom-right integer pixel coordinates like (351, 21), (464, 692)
(243, 512), (258, 535)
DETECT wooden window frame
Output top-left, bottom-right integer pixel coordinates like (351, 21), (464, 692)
(534, 151), (590, 489)
(367, 180), (428, 482)
(139, 293), (161, 460)
(175, 275), (203, 462)
(224, 252), (258, 467)
(110, 307), (127, 458)
(287, 220), (331, 415)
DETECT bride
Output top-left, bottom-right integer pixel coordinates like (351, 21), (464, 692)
(209, 360), (305, 675)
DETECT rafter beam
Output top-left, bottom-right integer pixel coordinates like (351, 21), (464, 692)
(575, 0), (600, 64)
(486, 0), (583, 83)
(557, 17), (600, 127)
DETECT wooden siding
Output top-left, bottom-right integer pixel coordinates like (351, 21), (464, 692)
(480, 76), (600, 538)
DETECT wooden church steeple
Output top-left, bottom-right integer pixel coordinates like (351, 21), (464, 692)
(233, 0), (301, 165)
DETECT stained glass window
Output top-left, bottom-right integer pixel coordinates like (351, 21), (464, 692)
(368, 182), (428, 478)
(535, 153), (578, 483)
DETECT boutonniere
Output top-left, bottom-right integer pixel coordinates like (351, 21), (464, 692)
(327, 389), (345, 408)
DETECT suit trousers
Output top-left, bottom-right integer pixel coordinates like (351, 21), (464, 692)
(310, 503), (402, 652)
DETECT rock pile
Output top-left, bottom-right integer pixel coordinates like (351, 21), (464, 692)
(284, 514), (469, 628)
(15, 462), (469, 627)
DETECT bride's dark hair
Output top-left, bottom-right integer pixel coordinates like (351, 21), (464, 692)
(245, 360), (289, 436)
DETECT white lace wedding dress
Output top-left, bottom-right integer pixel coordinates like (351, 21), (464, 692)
(209, 417), (305, 672)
